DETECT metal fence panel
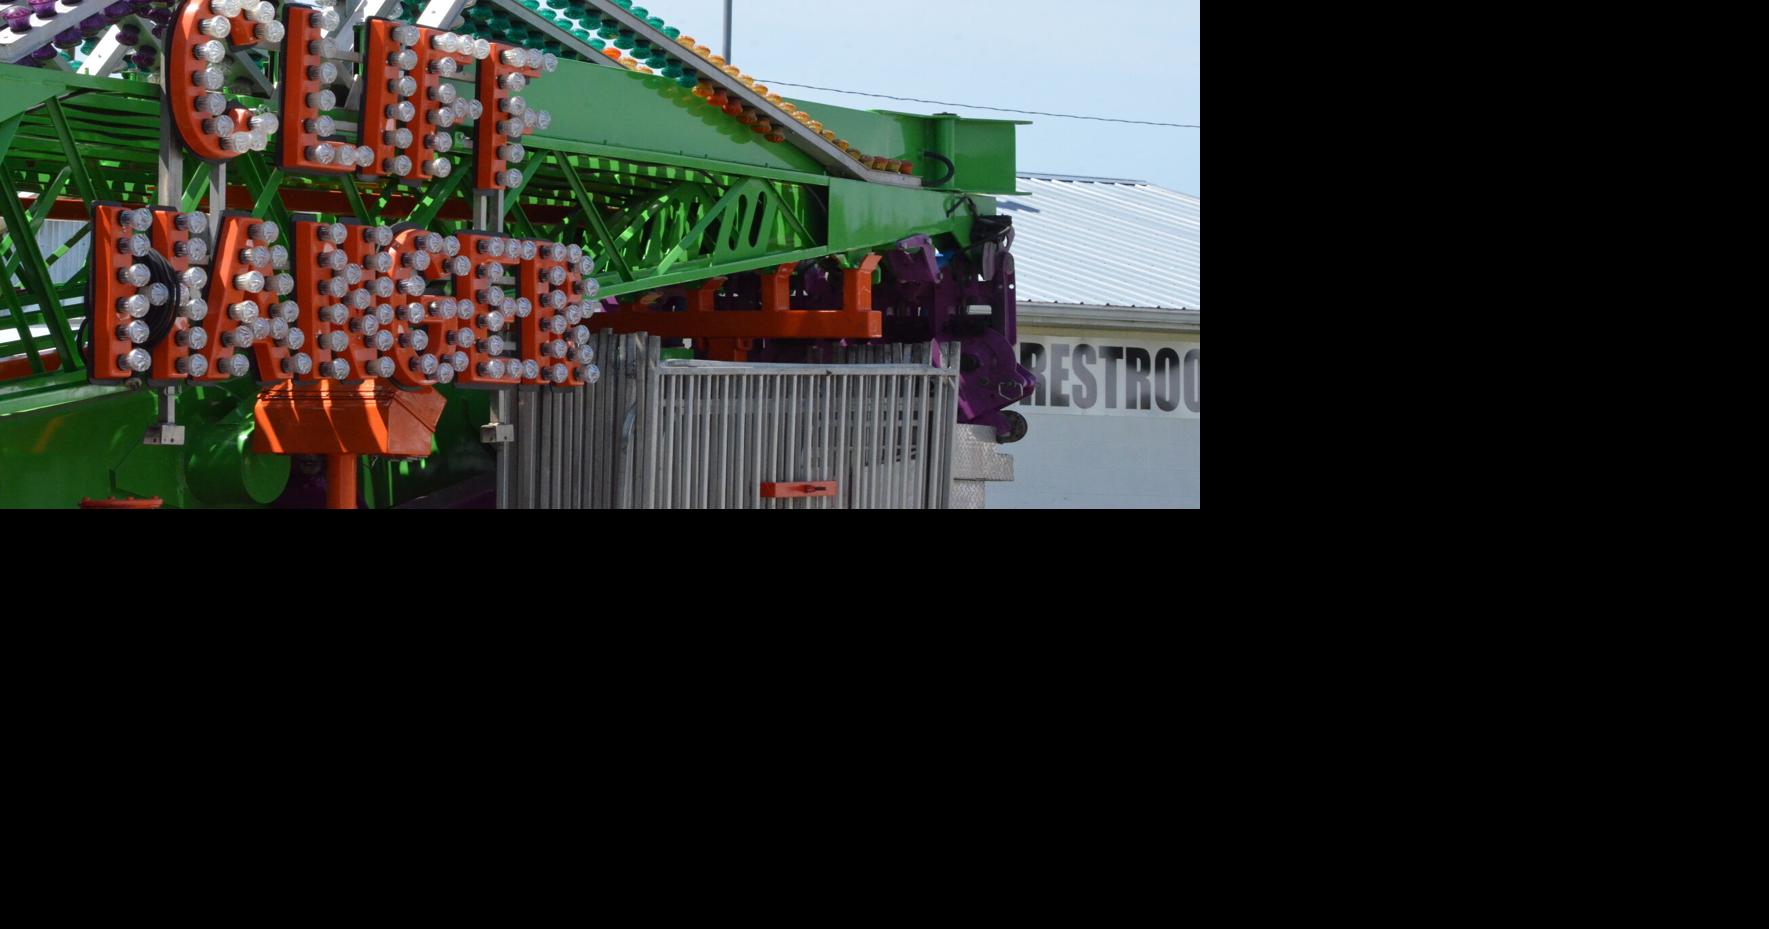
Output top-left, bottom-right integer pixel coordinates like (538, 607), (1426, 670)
(506, 332), (960, 509)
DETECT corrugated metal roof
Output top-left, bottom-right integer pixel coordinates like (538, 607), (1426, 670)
(997, 173), (1199, 311)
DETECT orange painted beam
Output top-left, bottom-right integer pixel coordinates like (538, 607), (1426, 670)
(325, 455), (357, 510)
(0, 350), (63, 382)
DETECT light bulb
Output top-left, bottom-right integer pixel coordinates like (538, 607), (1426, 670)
(119, 263), (150, 287)
(119, 348), (152, 373)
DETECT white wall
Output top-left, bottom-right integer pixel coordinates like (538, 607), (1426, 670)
(989, 325), (1200, 509)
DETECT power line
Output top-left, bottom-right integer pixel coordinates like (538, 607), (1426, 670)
(757, 80), (1200, 129)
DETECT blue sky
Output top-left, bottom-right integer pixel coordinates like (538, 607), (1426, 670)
(645, 0), (1201, 195)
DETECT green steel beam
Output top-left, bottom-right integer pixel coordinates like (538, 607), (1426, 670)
(43, 97), (107, 204)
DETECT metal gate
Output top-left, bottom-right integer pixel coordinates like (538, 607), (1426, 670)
(509, 333), (961, 509)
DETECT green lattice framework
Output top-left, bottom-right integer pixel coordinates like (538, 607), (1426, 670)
(0, 8), (1020, 507)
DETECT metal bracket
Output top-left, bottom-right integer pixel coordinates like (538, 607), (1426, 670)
(481, 422), (515, 444)
(415, 0), (469, 29)
(142, 424), (187, 446)
(77, 20), (142, 77)
(142, 388), (185, 446)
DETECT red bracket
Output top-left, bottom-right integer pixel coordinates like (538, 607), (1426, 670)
(600, 256), (885, 361)
(761, 481), (839, 499)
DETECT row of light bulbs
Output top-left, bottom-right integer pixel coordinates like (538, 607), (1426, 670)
(285, 3), (557, 182)
(293, 226), (600, 384)
(109, 208), (209, 376)
(189, 0), (279, 152)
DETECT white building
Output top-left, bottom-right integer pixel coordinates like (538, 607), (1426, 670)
(992, 174), (1200, 508)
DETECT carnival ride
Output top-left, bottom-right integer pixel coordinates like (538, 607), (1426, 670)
(0, 0), (1031, 507)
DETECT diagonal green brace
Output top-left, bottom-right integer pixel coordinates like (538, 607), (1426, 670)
(0, 269), (44, 373)
(1, 166), (70, 283)
(338, 175), (374, 225)
(181, 162), (213, 213)
(0, 170), (80, 368)
(231, 151), (292, 231)
(560, 153), (633, 283)
(404, 166), (467, 229)
(44, 97), (108, 204)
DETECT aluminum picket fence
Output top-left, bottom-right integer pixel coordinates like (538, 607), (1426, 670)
(508, 333), (960, 509)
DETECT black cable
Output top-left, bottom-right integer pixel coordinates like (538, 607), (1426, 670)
(921, 151), (956, 187)
(139, 248), (180, 349)
(75, 246), (181, 372)
(759, 80), (1201, 128)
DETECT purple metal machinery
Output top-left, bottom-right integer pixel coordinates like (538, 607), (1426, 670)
(743, 229), (1037, 443)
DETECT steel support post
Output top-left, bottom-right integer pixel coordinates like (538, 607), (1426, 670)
(144, 44), (188, 447)
(471, 188), (517, 508)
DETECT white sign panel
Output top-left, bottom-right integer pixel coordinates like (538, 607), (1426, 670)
(1017, 337), (1199, 418)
